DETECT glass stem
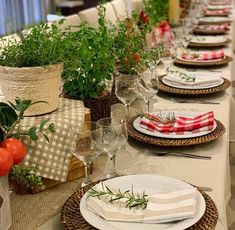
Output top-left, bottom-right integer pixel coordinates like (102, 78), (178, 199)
(125, 104), (130, 119)
(110, 154), (116, 175)
(84, 163), (92, 184)
(146, 100), (150, 113)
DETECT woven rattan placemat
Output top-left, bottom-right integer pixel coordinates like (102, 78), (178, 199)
(126, 116), (226, 147)
(193, 28), (227, 35)
(157, 76), (231, 96)
(174, 55), (232, 67)
(60, 182), (218, 230)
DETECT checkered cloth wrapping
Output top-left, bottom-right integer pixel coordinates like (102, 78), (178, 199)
(204, 8), (231, 15)
(140, 111), (214, 135)
(198, 23), (229, 30)
(20, 98), (85, 182)
(181, 50), (225, 61)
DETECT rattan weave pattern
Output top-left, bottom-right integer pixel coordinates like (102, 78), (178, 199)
(198, 20), (231, 25)
(193, 28), (227, 35)
(174, 55), (232, 67)
(60, 182), (218, 230)
(126, 116), (225, 147)
(157, 76), (231, 96)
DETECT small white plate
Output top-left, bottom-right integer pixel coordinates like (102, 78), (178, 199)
(190, 36), (227, 44)
(80, 174), (206, 230)
(199, 17), (231, 23)
(133, 111), (217, 139)
(208, 4), (232, 9)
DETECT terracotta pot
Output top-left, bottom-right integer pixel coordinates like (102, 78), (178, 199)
(0, 63), (63, 116)
(10, 180), (40, 195)
(63, 91), (111, 121)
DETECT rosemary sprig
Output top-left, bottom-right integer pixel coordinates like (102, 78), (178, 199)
(137, 110), (175, 124)
(86, 183), (148, 210)
(168, 69), (196, 82)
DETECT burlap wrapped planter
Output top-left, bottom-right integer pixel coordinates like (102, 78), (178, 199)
(0, 176), (12, 230)
(0, 63), (63, 116)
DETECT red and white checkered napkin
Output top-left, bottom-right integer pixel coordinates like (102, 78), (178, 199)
(140, 111), (214, 135)
(205, 8), (231, 15)
(204, 23), (229, 30)
(181, 50), (224, 61)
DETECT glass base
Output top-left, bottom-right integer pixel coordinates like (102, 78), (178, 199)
(105, 171), (120, 179)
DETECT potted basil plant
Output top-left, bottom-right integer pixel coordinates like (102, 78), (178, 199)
(62, 6), (116, 121)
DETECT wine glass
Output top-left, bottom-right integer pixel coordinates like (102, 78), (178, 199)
(71, 121), (102, 187)
(97, 117), (127, 178)
(138, 75), (157, 113)
(115, 74), (139, 119)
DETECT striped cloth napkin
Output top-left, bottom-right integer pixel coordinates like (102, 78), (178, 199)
(143, 188), (197, 223)
(86, 182), (197, 223)
(140, 111), (214, 134)
(198, 23), (229, 30)
(181, 50), (224, 61)
(204, 9), (231, 15)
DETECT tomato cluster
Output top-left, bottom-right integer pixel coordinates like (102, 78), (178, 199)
(0, 138), (26, 176)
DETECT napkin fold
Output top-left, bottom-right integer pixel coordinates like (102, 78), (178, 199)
(143, 188), (197, 223)
(181, 50), (224, 61)
(164, 71), (222, 86)
(86, 182), (197, 223)
(197, 23), (229, 30)
(140, 111), (214, 134)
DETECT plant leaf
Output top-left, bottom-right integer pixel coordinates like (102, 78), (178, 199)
(28, 127), (39, 141)
(39, 118), (50, 131)
(48, 123), (56, 133)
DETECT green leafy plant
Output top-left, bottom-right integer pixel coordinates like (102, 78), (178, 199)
(0, 98), (55, 143)
(143, 0), (169, 26)
(10, 165), (45, 190)
(62, 6), (116, 99)
(0, 22), (67, 67)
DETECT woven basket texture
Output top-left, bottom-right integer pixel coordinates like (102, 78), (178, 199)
(0, 63), (63, 116)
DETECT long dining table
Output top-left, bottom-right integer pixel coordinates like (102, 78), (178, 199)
(36, 26), (235, 230)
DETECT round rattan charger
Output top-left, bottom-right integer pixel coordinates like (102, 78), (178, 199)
(193, 28), (227, 35)
(174, 55), (232, 67)
(126, 116), (225, 147)
(61, 181), (218, 230)
(156, 76), (231, 96)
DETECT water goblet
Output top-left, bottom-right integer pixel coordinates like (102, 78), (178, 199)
(97, 117), (127, 178)
(71, 121), (102, 187)
(115, 74), (139, 119)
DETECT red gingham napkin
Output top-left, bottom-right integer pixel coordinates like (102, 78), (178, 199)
(205, 8), (231, 15)
(181, 50), (224, 61)
(199, 23), (229, 30)
(140, 111), (214, 135)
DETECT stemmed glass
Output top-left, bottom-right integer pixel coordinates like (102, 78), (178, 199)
(71, 121), (102, 187)
(115, 74), (139, 119)
(97, 117), (127, 178)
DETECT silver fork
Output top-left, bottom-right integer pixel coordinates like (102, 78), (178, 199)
(155, 151), (212, 160)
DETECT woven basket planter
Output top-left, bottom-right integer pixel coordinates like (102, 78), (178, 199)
(0, 63), (63, 116)
(0, 176), (12, 230)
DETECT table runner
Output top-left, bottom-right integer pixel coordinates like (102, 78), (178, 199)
(20, 98), (85, 182)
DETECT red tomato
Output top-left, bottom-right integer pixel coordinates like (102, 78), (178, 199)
(0, 148), (13, 176)
(1, 138), (26, 165)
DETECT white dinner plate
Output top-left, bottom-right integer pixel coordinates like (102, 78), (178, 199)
(133, 111), (217, 139)
(190, 36), (227, 44)
(162, 76), (224, 89)
(208, 4), (232, 9)
(80, 174), (206, 230)
(199, 17), (231, 23)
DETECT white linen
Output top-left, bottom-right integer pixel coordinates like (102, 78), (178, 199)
(190, 36), (226, 44)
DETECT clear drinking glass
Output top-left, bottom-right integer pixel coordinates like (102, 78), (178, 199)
(115, 74), (139, 119)
(71, 121), (102, 187)
(97, 117), (127, 178)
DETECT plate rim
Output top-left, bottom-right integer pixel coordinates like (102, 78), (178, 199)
(80, 174), (206, 230)
(132, 111), (217, 139)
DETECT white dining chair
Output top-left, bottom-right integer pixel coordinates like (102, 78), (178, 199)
(79, 7), (99, 28)
(111, 0), (128, 20)
(99, 2), (117, 25)
(131, 0), (143, 14)
(54, 14), (82, 31)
